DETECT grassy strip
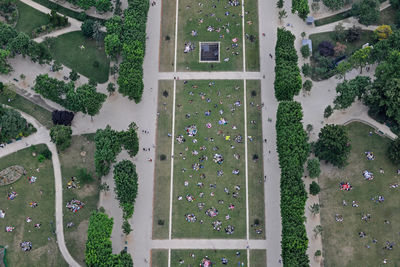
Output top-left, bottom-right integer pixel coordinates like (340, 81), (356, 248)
(30, 0), (105, 24)
(244, 0), (260, 71)
(151, 249), (168, 267)
(246, 80), (265, 239)
(314, 10), (352, 27)
(276, 101), (309, 266)
(152, 81), (173, 239)
(159, 0), (176, 72)
(250, 250), (267, 267)
(0, 91), (53, 129)
(15, 0), (49, 37)
(171, 250), (247, 266)
(0, 145), (67, 266)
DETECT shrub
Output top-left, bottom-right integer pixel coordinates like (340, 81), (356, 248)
(374, 25), (393, 40)
(318, 41), (334, 56)
(301, 45), (310, 58)
(303, 80), (313, 92)
(307, 158), (321, 178)
(50, 125), (72, 151)
(324, 105), (333, 118)
(41, 147), (52, 159)
(277, 0), (284, 8)
(309, 181), (321, 195)
(315, 250), (322, 257)
(333, 23), (346, 41)
(122, 220), (132, 235)
(77, 168), (94, 184)
(160, 154), (167, 161)
(302, 63), (311, 76)
(346, 25), (362, 42)
(81, 19), (95, 38)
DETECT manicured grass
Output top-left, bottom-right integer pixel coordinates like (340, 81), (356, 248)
(319, 122), (400, 266)
(376, 5), (398, 27)
(15, 0), (49, 37)
(0, 145), (67, 267)
(151, 249), (168, 267)
(49, 31), (110, 83)
(177, 0), (243, 71)
(172, 80), (246, 238)
(171, 249), (247, 266)
(0, 88), (53, 129)
(250, 249), (267, 267)
(59, 135), (99, 266)
(244, 0), (260, 71)
(159, 0), (176, 72)
(314, 10), (353, 27)
(152, 81), (174, 239)
(246, 80), (265, 239)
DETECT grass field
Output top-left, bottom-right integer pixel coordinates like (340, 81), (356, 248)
(159, 0), (176, 72)
(171, 249), (247, 266)
(0, 89), (53, 129)
(176, 0), (243, 71)
(250, 249), (267, 267)
(171, 80), (246, 238)
(244, 0), (260, 71)
(246, 80), (265, 239)
(319, 122), (400, 266)
(151, 249), (168, 267)
(0, 145), (67, 267)
(15, 0), (49, 37)
(59, 135), (99, 266)
(152, 81), (174, 239)
(49, 31), (110, 83)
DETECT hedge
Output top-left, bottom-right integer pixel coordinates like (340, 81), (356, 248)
(85, 211), (133, 267)
(276, 101), (310, 266)
(274, 28), (302, 101)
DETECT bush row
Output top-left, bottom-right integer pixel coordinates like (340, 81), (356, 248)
(274, 28), (302, 101)
(276, 101), (310, 266)
(85, 211), (133, 267)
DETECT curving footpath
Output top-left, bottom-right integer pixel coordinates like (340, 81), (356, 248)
(0, 107), (80, 267)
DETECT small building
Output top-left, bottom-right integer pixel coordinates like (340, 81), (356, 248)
(306, 16), (314, 25)
(302, 39), (312, 53)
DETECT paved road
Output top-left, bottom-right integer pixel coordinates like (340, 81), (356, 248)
(0, 107), (80, 267)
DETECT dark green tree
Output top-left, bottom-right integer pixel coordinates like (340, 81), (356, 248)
(351, 0), (380, 25)
(121, 122), (139, 157)
(94, 126), (121, 176)
(307, 158), (321, 178)
(122, 220), (132, 235)
(309, 181), (321, 195)
(81, 19), (95, 38)
(388, 138), (400, 164)
(301, 45), (310, 58)
(303, 80), (313, 92)
(50, 125), (72, 151)
(107, 82), (116, 95)
(334, 76), (371, 109)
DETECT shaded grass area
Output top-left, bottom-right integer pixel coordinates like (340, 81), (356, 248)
(319, 122), (400, 266)
(244, 0), (260, 71)
(177, 0), (243, 71)
(152, 81), (174, 239)
(250, 249), (267, 267)
(49, 31), (110, 83)
(246, 80), (265, 239)
(171, 249), (247, 266)
(59, 135), (99, 266)
(314, 10), (352, 27)
(0, 90), (53, 129)
(0, 145), (67, 267)
(159, 0), (176, 72)
(151, 249), (168, 267)
(172, 80), (246, 238)
(15, 0), (49, 37)
(309, 30), (374, 81)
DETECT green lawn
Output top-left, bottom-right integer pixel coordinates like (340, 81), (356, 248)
(152, 81), (174, 239)
(319, 122), (400, 266)
(15, 0), (49, 37)
(59, 135), (99, 266)
(151, 249), (168, 267)
(49, 31), (110, 83)
(0, 87), (53, 129)
(171, 249), (247, 266)
(172, 80), (246, 238)
(0, 145), (67, 267)
(244, 0), (260, 71)
(250, 249), (267, 267)
(246, 80), (265, 239)
(177, 0), (243, 71)
(159, 0), (176, 72)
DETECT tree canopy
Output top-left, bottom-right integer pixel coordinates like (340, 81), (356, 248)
(0, 106), (36, 143)
(50, 125), (72, 151)
(351, 0), (380, 25)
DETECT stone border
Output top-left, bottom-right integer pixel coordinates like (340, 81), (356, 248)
(199, 41), (221, 63)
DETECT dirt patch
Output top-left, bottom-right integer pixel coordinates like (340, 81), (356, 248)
(76, 184), (96, 199)
(69, 220), (89, 248)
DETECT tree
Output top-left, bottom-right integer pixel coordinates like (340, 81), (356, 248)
(104, 33), (122, 59)
(94, 125), (122, 176)
(315, 250), (322, 257)
(69, 70), (80, 81)
(92, 21), (102, 43)
(307, 158), (321, 178)
(303, 80), (313, 92)
(309, 203), (320, 216)
(351, 0), (380, 25)
(301, 45), (310, 58)
(335, 61), (352, 80)
(122, 220), (132, 235)
(113, 160), (138, 218)
(50, 125), (72, 151)
(0, 49), (11, 74)
(323, 0), (345, 10)
(0, 106), (36, 143)
(292, 0), (310, 19)
(52, 60), (63, 72)
(333, 23), (346, 41)
(81, 19), (95, 38)
(278, 10), (287, 21)
(374, 25), (393, 40)
(334, 76), (371, 109)
(277, 0), (284, 8)
(52, 110), (74, 125)
(310, 181), (320, 195)
(105, 16), (123, 36)
(121, 122), (139, 157)
(95, 0), (112, 12)
(334, 42), (346, 57)
(99, 182), (110, 192)
(388, 138), (400, 164)
(301, 63), (311, 77)
(324, 105), (333, 118)
(346, 25), (362, 42)
(107, 82), (115, 95)
(349, 46), (372, 73)
(2, 84), (16, 101)
(75, 84), (107, 117)
(318, 41), (334, 57)
(315, 124), (351, 167)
